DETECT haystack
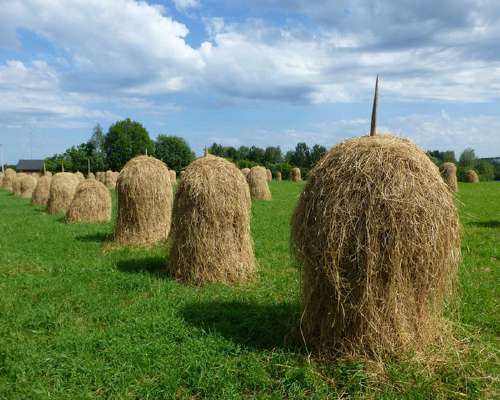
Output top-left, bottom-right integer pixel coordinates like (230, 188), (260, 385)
(291, 167), (301, 181)
(241, 168), (250, 178)
(66, 180), (111, 223)
(75, 171), (85, 181)
(87, 172), (95, 180)
(169, 170), (177, 184)
(47, 172), (80, 214)
(20, 175), (38, 198)
(45, 171), (53, 177)
(31, 175), (52, 206)
(168, 155), (255, 284)
(1, 168), (16, 191)
(113, 156), (172, 246)
(276, 171), (282, 182)
(291, 134), (461, 357)
(465, 169), (479, 183)
(440, 163), (458, 192)
(12, 173), (27, 196)
(105, 170), (118, 189)
(246, 166), (272, 200)
(266, 168), (272, 182)
(96, 172), (104, 183)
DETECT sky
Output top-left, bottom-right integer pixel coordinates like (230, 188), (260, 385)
(0, 0), (499, 163)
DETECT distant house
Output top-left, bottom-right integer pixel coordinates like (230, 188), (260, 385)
(16, 159), (45, 174)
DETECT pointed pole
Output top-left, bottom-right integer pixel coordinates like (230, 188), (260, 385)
(43, 161), (46, 175)
(370, 75), (379, 136)
(145, 148), (148, 156)
(87, 158), (91, 175)
(203, 146), (208, 157)
(61, 159), (64, 172)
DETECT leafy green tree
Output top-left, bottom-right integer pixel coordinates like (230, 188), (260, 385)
(248, 146), (265, 164)
(459, 148), (477, 168)
(237, 146), (250, 161)
(208, 143), (224, 156)
(155, 135), (194, 173)
(476, 160), (495, 181)
(264, 146), (282, 164)
(104, 119), (154, 171)
(310, 144), (327, 166)
(289, 142), (310, 168)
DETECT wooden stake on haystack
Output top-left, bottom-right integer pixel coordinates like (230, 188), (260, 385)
(370, 75), (379, 136)
(87, 159), (91, 175)
(61, 159), (64, 172)
(145, 148), (148, 156)
(203, 146), (208, 157)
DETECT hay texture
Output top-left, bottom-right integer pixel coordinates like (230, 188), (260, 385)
(440, 162), (458, 192)
(241, 168), (250, 178)
(247, 166), (272, 200)
(168, 155), (255, 284)
(20, 175), (38, 198)
(465, 169), (479, 183)
(87, 172), (95, 180)
(291, 134), (461, 358)
(1, 168), (16, 191)
(96, 172), (105, 183)
(47, 172), (80, 214)
(66, 180), (112, 223)
(12, 173), (27, 196)
(169, 170), (177, 184)
(105, 170), (118, 189)
(31, 175), (52, 206)
(266, 168), (272, 182)
(276, 171), (282, 182)
(113, 156), (173, 246)
(75, 171), (85, 181)
(291, 167), (302, 181)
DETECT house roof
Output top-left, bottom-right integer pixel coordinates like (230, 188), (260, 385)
(16, 159), (45, 171)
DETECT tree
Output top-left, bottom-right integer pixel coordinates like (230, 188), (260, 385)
(289, 142), (310, 168)
(155, 135), (194, 173)
(264, 146), (283, 164)
(208, 143), (224, 157)
(248, 146), (265, 164)
(104, 119), (154, 171)
(310, 144), (327, 166)
(459, 148), (477, 168)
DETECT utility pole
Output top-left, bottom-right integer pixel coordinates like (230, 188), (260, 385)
(0, 144), (4, 174)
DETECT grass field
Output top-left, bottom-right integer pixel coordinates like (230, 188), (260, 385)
(0, 182), (498, 399)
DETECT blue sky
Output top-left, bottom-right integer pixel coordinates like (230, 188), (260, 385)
(1, 0), (499, 163)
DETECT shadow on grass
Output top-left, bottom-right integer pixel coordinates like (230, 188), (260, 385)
(76, 232), (112, 243)
(116, 256), (167, 278)
(181, 300), (300, 351)
(468, 220), (500, 228)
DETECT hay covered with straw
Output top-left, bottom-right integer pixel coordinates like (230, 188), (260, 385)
(247, 166), (272, 200)
(291, 167), (301, 181)
(96, 172), (105, 183)
(20, 175), (38, 198)
(75, 171), (85, 181)
(440, 162), (458, 192)
(169, 170), (177, 184)
(31, 175), (52, 206)
(12, 173), (27, 196)
(241, 168), (250, 178)
(105, 170), (118, 189)
(1, 169), (16, 191)
(266, 168), (272, 182)
(276, 171), (282, 182)
(47, 172), (80, 214)
(66, 179), (112, 223)
(113, 155), (172, 246)
(168, 155), (255, 284)
(291, 134), (461, 358)
(87, 172), (95, 180)
(465, 169), (479, 183)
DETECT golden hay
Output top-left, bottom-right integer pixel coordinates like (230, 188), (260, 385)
(87, 172), (95, 180)
(96, 172), (105, 183)
(169, 170), (177, 184)
(276, 171), (282, 182)
(246, 166), (272, 200)
(44, 171), (53, 177)
(114, 156), (173, 246)
(75, 171), (85, 181)
(20, 175), (38, 198)
(31, 175), (52, 206)
(168, 155), (255, 284)
(105, 170), (118, 189)
(66, 180), (112, 224)
(241, 168), (250, 178)
(12, 173), (27, 196)
(47, 172), (81, 214)
(291, 167), (302, 181)
(266, 168), (272, 182)
(465, 169), (479, 183)
(440, 162), (458, 192)
(291, 134), (461, 358)
(1, 168), (16, 191)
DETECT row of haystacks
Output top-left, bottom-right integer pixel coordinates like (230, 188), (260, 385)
(243, 168), (300, 182)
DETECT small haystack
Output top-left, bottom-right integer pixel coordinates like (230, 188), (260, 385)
(440, 162), (458, 192)
(246, 166), (272, 200)
(105, 170), (118, 189)
(45, 171), (53, 177)
(169, 170), (177, 184)
(266, 168), (272, 182)
(75, 171), (85, 181)
(1, 168), (16, 191)
(66, 180), (112, 223)
(465, 169), (479, 183)
(12, 173), (27, 196)
(168, 155), (255, 284)
(31, 175), (52, 206)
(291, 134), (461, 357)
(113, 156), (173, 246)
(87, 172), (95, 180)
(20, 175), (38, 198)
(276, 171), (282, 182)
(47, 172), (80, 214)
(241, 168), (250, 178)
(96, 172), (104, 183)
(291, 167), (302, 181)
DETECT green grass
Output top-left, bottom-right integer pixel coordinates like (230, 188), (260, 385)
(0, 182), (498, 399)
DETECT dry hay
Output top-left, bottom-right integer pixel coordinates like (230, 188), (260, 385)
(31, 175), (52, 206)
(47, 172), (80, 214)
(1, 168), (16, 191)
(12, 173), (27, 196)
(169, 170), (177, 184)
(291, 134), (461, 358)
(44, 171), (53, 177)
(276, 171), (282, 182)
(75, 171), (85, 181)
(465, 169), (479, 183)
(96, 172), (105, 183)
(105, 170), (118, 189)
(440, 162), (458, 192)
(20, 175), (38, 198)
(168, 155), (255, 284)
(87, 172), (96, 180)
(291, 167), (302, 181)
(246, 166), (272, 200)
(66, 179), (112, 224)
(241, 168), (250, 178)
(113, 155), (173, 246)
(266, 168), (272, 182)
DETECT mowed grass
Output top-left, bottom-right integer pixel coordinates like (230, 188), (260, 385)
(0, 181), (498, 399)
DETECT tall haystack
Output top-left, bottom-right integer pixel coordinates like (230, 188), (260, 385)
(241, 168), (250, 178)
(291, 134), (461, 357)
(31, 175), (52, 206)
(96, 172), (104, 183)
(276, 171), (282, 182)
(440, 162), (458, 192)
(169, 170), (177, 184)
(266, 168), (272, 182)
(75, 171), (85, 181)
(66, 180), (112, 223)
(1, 168), (16, 191)
(47, 172), (80, 214)
(291, 167), (302, 181)
(465, 169), (479, 183)
(113, 156), (172, 246)
(12, 173), (27, 196)
(247, 166), (272, 200)
(168, 155), (255, 284)
(105, 170), (118, 189)
(20, 175), (38, 198)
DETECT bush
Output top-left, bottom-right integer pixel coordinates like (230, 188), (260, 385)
(476, 160), (495, 181)
(155, 135), (195, 173)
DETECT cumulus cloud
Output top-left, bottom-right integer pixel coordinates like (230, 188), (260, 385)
(173, 0), (201, 12)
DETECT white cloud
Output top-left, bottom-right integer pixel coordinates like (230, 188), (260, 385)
(173, 0), (201, 12)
